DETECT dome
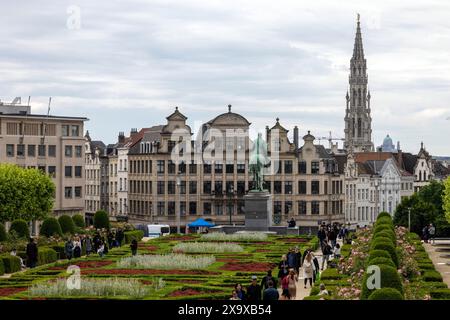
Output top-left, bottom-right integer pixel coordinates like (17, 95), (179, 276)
(381, 134), (396, 152)
(383, 134), (392, 145)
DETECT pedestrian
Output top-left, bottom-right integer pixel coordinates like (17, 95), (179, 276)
(318, 283), (329, 296)
(230, 290), (241, 300)
(278, 255), (289, 287)
(334, 243), (341, 259)
(303, 252), (315, 289)
(294, 246), (302, 274)
(288, 218), (296, 228)
(117, 228), (124, 247)
(286, 269), (298, 299)
(97, 240), (105, 258)
(261, 270), (277, 291)
(246, 276), (262, 301)
(73, 238), (82, 258)
(26, 238), (38, 268)
(280, 288), (291, 300)
(429, 224), (436, 244)
(234, 283), (246, 300)
(130, 239), (138, 256)
(287, 248), (296, 270)
(10, 248), (26, 269)
(107, 231), (114, 248)
(311, 252), (320, 283)
(64, 238), (74, 260)
(318, 226), (327, 251)
(321, 240), (332, 270)
(85, 236), (92, 256)
(262, 280), (279, 301)
(328, 228), (337, 249)
(422, 225), (429, 243)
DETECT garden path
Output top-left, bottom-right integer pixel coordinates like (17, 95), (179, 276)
(423, 240), (450, 288)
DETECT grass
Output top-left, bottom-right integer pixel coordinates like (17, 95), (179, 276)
(173, 242), (243, 253)
(201, 232), (268, 242)
(117, 254), (216, 270)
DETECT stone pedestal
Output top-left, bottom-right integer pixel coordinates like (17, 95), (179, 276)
(244, 191), (273, 231)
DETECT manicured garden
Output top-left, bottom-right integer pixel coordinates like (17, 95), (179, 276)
(305, 212), (450, 300)
(0, 231), (318, 300)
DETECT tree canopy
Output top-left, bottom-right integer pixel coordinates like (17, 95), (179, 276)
(0, 164), (55, 222)
(444, 177), (450, 224)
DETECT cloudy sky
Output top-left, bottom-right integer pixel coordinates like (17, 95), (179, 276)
(1, 0), (450, 155)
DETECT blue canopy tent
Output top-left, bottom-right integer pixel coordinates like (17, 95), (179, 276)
(187, 218), (215, 233)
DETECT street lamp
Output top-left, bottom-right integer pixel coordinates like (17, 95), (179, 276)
(176, 176), (181, 234)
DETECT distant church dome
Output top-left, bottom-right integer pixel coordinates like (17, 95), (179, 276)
(380, 134), (397, 152)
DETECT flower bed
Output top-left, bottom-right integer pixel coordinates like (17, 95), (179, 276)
(173, 242), (243, 253)
(82, 269), (220, 275)
(49, 260), (114, 270)
(219, 262), (275, 272)
(168, 288), (221, 297)
(0, 287), (27, 296)
(117, 254), (216, 270)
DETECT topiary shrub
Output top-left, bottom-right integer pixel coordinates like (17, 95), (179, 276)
(371, 237), (395, 248)
(361, 265), (403, 299)
(320, 268), (345, 280)
(374, 223), (395, 234)
(58, 215), (76, 235)
(368, 288), (404, 300)
(375, 216), (393, 226)
(0, 255), (21, 273)
(430, 288), (450, 300)
(51, 245), (67, 259)
(0, 259), (4, 275)
(376, 212), (392, 220)
(367, 257), (396, 269)
(40, 218), (63, 237)
(37, 248), (58, 265)
(9, 219), (30, 239)
(72, 214), (85, 228)
(407, 233), (421, 241)
(423, 270), (443, 282)
(0, 223), (7, 242)
(371, 243), (398, 267)
(124, 230), (144, 244)
(372, 230), (396, 244)
(368, 250), (392, 262)
(94, 210), (110, 230)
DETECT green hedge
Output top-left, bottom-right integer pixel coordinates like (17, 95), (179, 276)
(40, 218), (63, 237)
(51, 245), (67, 259)
(368, 250), (392, 261)
(368, 288), (404, 300)
(0, 259), (4, 275)
(94, 210), (110, 230)
(371, 237), (395, 248)
(367, 257), (396, 269)
(303, 295), (331, 300)
(320, 268), (345, 280)
(376, 212), (392, 220)
(0, 222), (7, 241)
(430, 288), (450, 300)
(124, 230), (144, 244)
(371, 243), (398, 267)
(361, 265), (403, 299)
(37, 248), (58, 265)
(0, 255), (21, 273)
(375, 216), (394, 226)
(72, 214), (85, 228)
(423, 270), (443, 282)
(9, 219), (30, 239)
(58, 215), (76, 234)
(372, 231), (396, 244)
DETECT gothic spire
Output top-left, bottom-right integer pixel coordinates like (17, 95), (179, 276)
(352, 13), (365, 60)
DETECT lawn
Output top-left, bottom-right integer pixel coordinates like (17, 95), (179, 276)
(0, 233), (318, 300)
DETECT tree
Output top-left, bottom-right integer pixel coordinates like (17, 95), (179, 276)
(0, 164), (55, 223)
(94, 210), (110, 230)
(0, 223), (7, 241)
(444, 177), (450, 224)
(58, 215), (76, 234)
(40, 217), (63, 237)
(9, 219), (30, 238)
(72, 214), (85, 228)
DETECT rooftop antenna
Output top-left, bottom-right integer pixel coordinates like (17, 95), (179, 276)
(41, 97), (51, 144)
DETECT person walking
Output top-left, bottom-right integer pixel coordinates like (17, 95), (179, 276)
(294, 246), (302, 274)
(278, 255), (289, 287)
(116, 229), (124, 247)
(26, 238), (38, 268)
(130, 239), (138, 256)
(334, 243), (341, 259)
(280, 289), (291, 300)
(262, 280), (279, 301)
(97, 240), (105, 258)
(261, 270), (277, 291)
(286, 269), (298, 299)
(422, 225), (429, 243)
(230, 290), (241, 300)
(246, 276), (262, 301)
(429, 224), (436, 244)
(311, 252), (320, 283)
(234, 283), (246, 300)
(64, 238), (74, 261)
(287, 248), (296, 270)
(317, 226), (327, 251)
(303, 252), (315, 289)
(73, 238), (82, 259)
(321, 240), (332, 270)
(84, 236), (92, 256)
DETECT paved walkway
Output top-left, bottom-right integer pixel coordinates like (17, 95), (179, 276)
(423, 240), (450, 288)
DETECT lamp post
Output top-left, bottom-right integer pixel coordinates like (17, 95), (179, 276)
(408, 207), (411, 232)
(176, 176), (181, 234)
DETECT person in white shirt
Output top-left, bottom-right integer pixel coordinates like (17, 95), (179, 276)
(334, 243), (341, 259)
(318, 283), (329, 296)
(10, 248), (26, 269)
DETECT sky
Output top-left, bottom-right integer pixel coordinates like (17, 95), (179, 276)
(1, 0), (450, 155)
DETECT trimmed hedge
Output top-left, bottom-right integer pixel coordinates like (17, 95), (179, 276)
(0, 255), (21, 273)
(40, 218), (63, 237)
(367, 257), (396, 269)
(94, 210), (110, 230)
(368, 250), (392, 261)
(368, 288), (404, 300)
(370, 237), (395, 248)
(0, 259), (4, 275)
(374, 223), (395, 233)
(422, 270), (443, 282)
(0, 222), (7, 241)
(9, 219), (30, 238)
(58, 215), (76, 234)
(303, 295), (331, 300)
(372, 230), (396, 244)
(320, 268), (345, 280)
(124, 230), (144, 244)
(371, 243), (399, 267)
(376, 212), (392, 220)
(361, 265), (403, 299)
(430, 288), (450, 300)
(72, 214), (85, 228)
(375, 217), (394, 226)
(37, 248), (58, 265)
(51, 245), (67, 259)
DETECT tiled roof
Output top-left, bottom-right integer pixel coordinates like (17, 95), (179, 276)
(354, 152), (393, 163)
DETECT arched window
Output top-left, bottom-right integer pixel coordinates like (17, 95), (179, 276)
(419, 171), (422, 181)
(358, 66), (361, 75)
(353, 89), (357, 106)
(358, 88), (362, 106)
(357, 118), (362, 137)
(352, 118), (356, 137)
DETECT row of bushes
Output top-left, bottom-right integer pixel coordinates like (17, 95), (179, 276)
(0, 255), (21, 274)
(124, 230), (144, 244)
(362, 212), (404, 300)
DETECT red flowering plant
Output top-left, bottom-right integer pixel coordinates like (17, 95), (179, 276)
(395, 226), (420, 280)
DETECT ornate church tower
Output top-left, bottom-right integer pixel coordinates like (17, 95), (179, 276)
(344, 15), (374, 152)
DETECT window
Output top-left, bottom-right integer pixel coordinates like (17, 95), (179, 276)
(226, 163), (234, 174)
(168, 181), (176, 194)
(274, 181), (282, 194)
(311, 201), (320, 214)
(17, 144), (25, 157)
(75, 166), (82, 178)
(214, 181), (223, 194)
(71, 125), (79, 137)
(5, 145), (15, 159)
(298, 161), (307, 174)
(168, 202), (175, 215)
(62, 125), (70, 136)
(157, 160), (165, 174)
(203, 162), (212, 174)
(226, 181), (234, 193)
(311, 161), (320, 174)
(215, 162), (223, 174)
(237, 163), (245, 174)
(64, 187), (73, 198)
(203, 181), (211, 194)
(238, 200), (245, 214)
(179, 181), (186, 194)
(324, 181), (328, 194)
(204, 202), (211, 215)
(180, 202), (186, 216)
(65, 145), (72, 157)
(284, 160), (293, 174)
(274, 201), (282, 214)
(75, 146), (82, 157)
(38, 166), (46, 173)
(189, 202), (197, 215)
(311, 181), (320, 195)
(28, 145), (36, 157)
(75, 186), (82, 198)
(298, 201), (307, 215)
(273, 160), (281, 174)
(285, 181), (292, 194)
(298, 181), (307, 194)
(157, 181), (165, 195)
(237, 181), (245, 195)
(48, 145), (56, 157)
(168, 160), (176, 174)
(157, 202), (165, 216)
(48, 166), (56, 177)
(65, 166), (72, 177)
(189, 181), (197, 194)
(285, 201), (292, 215)
(215, 203), (223, 215)
(189, 162), (197, 174)
(179, 162), (186, 174)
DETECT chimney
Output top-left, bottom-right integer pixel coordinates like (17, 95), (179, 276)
(118, 131), (125, 143)
(331, 142), (338, 154)
(293, 126), (299, 149)
(130, 128), (138, 138)
(265, 125), (270, 142)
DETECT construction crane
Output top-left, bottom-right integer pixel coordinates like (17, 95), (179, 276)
(317, 131), (345, 149)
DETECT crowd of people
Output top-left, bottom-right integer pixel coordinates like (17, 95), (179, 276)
(422, 223), (436, 244)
